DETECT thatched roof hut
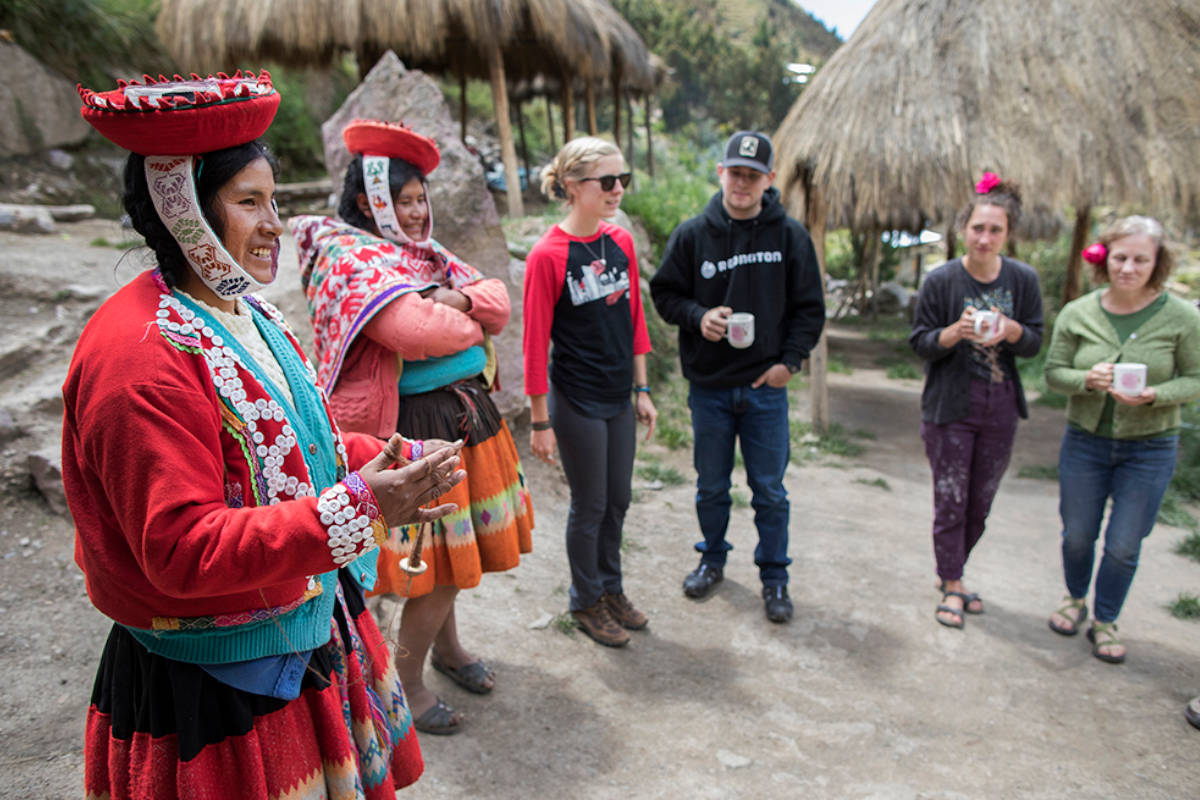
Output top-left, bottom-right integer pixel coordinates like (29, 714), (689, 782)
(775, 0), (1200, 234)
(156, 0), (654, 216)
(773, 0), (1200, 431)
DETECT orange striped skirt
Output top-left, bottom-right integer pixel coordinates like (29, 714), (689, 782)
(372, 380), (533, 597)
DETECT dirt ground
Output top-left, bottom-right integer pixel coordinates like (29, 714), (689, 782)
(1, 220), (1198, 799)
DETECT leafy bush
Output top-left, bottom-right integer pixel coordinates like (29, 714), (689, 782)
(1, 0), (169, 87)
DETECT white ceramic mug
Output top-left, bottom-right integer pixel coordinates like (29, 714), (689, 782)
(726, 312), (755, 349)
(1112, 362), (1147, 395)
(973, 310), (1000, 338)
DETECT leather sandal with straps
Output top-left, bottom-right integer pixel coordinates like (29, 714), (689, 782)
(1087, 621), (1126, 664)
(935, 592), (966, 629)
(1048, 596), (1088, 636)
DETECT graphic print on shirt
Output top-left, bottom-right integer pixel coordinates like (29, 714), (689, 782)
(565, 235), (630, 307)
(962, 286), (1014, 382)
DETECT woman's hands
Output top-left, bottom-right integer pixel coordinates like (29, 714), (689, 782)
(1085, 362), (1114, 392)
(531, 427), (557, 465)
(1084, 362), (1156, 405)
(937, 305), (1020, 348)
(636, 391), (657, 441)
(421, 285), (472, 313)
(358, 434), (465, 526)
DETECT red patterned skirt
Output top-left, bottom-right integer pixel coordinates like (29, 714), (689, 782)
(84, 573), (422, 799)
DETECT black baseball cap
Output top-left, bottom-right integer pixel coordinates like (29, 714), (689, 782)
(721, 131), (773, 173)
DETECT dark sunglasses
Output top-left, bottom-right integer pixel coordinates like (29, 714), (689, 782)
(579, 172), (632, 191)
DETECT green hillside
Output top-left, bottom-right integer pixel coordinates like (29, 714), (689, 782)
(712, 0), (842, 62)
(613, 0), (841, 133)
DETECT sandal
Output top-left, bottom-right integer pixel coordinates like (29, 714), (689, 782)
(935, 592), (965, 629)
(935, 580), (983, 614)
(412, 696), (463, 735)
(431, 652), (495, 695)
(1048, 596), (1088, 636)
(1086, 621), (1126, 664)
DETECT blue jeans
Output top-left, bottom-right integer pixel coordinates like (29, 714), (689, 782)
(688, 383), (791, 586)
(1058, 427), (1178, 623)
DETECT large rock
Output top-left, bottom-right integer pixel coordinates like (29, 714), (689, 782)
(0, 42), (90, 157)
(28, 448), (67, 516)
(320, 52), (524, 418)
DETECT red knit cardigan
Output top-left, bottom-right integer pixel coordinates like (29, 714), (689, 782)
(62, 271), (388, 632)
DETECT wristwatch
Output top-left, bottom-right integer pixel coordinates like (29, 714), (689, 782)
(786, 362), (801, 375)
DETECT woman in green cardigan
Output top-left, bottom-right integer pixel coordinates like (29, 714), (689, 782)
(1044, 216), (1200, 663)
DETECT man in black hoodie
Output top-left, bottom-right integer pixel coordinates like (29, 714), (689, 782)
(650, 131), (825, 623)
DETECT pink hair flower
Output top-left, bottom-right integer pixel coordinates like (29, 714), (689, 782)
(1081, 243), (1107, 264)
(975, 172), (1001, 194)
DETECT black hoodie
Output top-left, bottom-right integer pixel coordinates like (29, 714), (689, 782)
(650, 186), (825, 388)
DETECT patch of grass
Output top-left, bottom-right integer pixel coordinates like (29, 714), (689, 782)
(635, 463), (686, 486)
(730, 489), (750, 508)
(789, 419), (867, 461)
(827, 356), (852, 374)
(886, 362), (922, 380)
(854, 476), (891, 491)
(657, 421), (693, 450)
(620, 535), (647, 553)
(89, 236), (137, 249)
(1158, 490), (1198, 532)
(1168, 593), (1200, 620)
(1175, 532), (1200, 563)
(1017, 464), (1059, 481)
(552, 612), (577, 635)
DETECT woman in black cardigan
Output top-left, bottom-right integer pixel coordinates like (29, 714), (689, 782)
(909, 174), (1044, 629)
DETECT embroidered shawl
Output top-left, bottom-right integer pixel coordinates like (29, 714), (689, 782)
(291, 215), (485, 394)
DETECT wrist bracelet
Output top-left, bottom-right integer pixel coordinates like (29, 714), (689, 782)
(532, 419), (553, 431)
(634, 385), (651, 394)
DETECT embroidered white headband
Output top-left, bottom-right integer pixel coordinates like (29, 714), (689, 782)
(361, 155), (433, 247)
(145, 155), (277, 299)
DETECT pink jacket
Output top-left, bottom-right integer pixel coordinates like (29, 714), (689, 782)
(331, 279), (510, 437)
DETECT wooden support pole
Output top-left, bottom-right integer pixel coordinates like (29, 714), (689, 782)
(561, 74), (575, 143)
(624, 93), (635, 167)
(585, 79), (597, 135)
(612, 76), (622, 140)
(1063, 205), (1091, 306)
(644, 95), (655, 177)
(485, 41), (524, 217)
(805, 184), (830, 434)
(515, 98), (529, 185)
(545, 94), (556, 153)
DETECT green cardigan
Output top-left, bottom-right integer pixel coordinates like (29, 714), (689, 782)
(1045, 289), (1200, 439)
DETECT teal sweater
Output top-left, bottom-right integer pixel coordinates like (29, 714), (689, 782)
(1045, 290), (1200, 439)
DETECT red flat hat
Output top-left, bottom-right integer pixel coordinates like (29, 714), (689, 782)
(342, 119), (440, 176)
(78, 71), (280, 156)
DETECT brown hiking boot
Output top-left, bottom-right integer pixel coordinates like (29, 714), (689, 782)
(602, 592), (648, 630)
(571, 601), (630, 647)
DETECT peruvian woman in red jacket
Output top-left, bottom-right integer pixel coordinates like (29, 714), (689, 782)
(64, 73), (464, 798)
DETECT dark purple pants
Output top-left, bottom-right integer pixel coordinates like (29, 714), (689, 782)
(920, 380), (1018, 581)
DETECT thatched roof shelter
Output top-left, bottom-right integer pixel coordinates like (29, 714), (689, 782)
(775, 0), (1200, 235)
(773, 0), (1200, 431)
(157, 0), (654, 216)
